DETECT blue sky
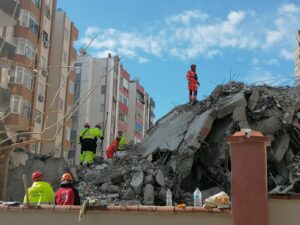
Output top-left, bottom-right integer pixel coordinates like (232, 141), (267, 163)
(57, 0), (300, 119)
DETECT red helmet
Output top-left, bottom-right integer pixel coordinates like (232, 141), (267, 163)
(32, 171), (43, 181)
(61, 173), (73, 182)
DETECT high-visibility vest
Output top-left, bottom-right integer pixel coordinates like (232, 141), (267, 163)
(118, 136), (127, 150)
(23, 181), (55, 204)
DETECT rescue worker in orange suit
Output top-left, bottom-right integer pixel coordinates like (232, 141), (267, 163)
(106, 137), (121, 159)
(55, 173), (80, 205)
(186, 64), (199, 104)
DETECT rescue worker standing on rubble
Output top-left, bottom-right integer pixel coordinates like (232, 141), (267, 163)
(92, 124), (104, 157)
(186, 64), (199, 104)
(55, 173), (80, 205)
(23, 171), (55, 205)
(117, 130), (127, 151)
(78, 122), (96, 166)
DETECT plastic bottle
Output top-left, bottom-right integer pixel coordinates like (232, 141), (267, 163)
(193, 187), (202, 207)
(166, 189), (172, 206)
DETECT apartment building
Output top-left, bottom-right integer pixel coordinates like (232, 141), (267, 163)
(127, 80), (155, 143)
(41, 9), (78, 159)
(71, 54), (155, 163)
(296, 30), (300, 84)
(0, 0), (56, 154)
(0, 0), (19, 70)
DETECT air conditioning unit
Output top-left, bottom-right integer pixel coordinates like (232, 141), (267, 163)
(43, 40), (49, 48)
(38, 95), (44, 102)
(42, 69), (48, 76)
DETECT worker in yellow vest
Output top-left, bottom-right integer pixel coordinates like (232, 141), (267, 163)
(117, 130), (127, 151)
(23, 171), (54, 205)
(78, 122), (97, 166)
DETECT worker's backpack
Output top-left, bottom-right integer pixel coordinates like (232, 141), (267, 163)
(55, 187), (75, 205)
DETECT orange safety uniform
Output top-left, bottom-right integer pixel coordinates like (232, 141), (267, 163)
(106, 140), (118, 159)
(186, 70), (198, 92)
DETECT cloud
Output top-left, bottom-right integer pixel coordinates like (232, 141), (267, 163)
(280, 49), (294, 60)
(166, 10), (208, 25)
(79, 3), (300, 62)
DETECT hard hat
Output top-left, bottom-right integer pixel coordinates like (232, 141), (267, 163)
(84, 122), (90, 127)
(61, 173), (73, 182)
(95, 124), (101, 128)
(32, 171), (43, 181)
(191, 64), (196, 68)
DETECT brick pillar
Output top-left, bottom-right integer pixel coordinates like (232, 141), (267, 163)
(227, 130), (271, 225)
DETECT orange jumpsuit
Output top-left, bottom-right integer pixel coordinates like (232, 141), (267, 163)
(186, 70), (198, 101)
(106, 140), (118, 159)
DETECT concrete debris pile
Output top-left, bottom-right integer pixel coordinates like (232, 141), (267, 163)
(74, 82), (300, 205)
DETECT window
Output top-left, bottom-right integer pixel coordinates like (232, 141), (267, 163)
(74, 63), (81, 74)
(68, 81), (74, 94)
(40, 56), (47, 69)
(37, 82), (45, 97)
(44, 5), (51, 20)
(14, 38), (35, 60)
(9, 66), (33, 90)
(64, 28), (69, 42)
(58, 98), (64, 110)
(42, 31), (49, 48)
(119, 93), (128, 106)
(65, 127), (71, 141)
(31, 143), (39, 153)
(10, 95), (31, 118)
(32, 0), (40, 8)
(119, 114), (127, 123)
(122, 78), (129, 89)
(101, 85), (106, 94)
(74, 83), (80, 93)
(19, 9), (40, 36)
(35, 110), (42, 124)
(100, 104), (105, 112)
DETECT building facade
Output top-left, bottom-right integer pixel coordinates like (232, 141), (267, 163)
(0, 1), (78, 163)
(71, 54), (155, 163)
(127, 80), (155, 144)
(41, 8), (78, 158)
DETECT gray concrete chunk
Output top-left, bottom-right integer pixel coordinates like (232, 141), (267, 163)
(130, 171), (144, 194)
(256, 117), (282, 134)
(247, 89), (259, 111)
(155, 170), (165, 187)
(143, 184), (154, 205)
(217, 92), (247, 118)
(272, 132), (290, 162)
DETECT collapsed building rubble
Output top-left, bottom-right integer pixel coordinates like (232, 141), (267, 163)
(74, 82), (300, 205)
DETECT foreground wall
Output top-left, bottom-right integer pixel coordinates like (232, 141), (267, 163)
(269, 197), (300, 225)
(0, 205), (231, 225)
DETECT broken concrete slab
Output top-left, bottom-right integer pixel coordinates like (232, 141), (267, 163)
(255, 117), (282, 135)
(232, 106), (247, 122)
(144, 175), (154, 185)
(155, 170), (165, 187)
(123, 187), (136, 200)
(130, 171), (144, 194)
(217, 92), (247, 119)
(183, 108), (217, 150)
(283, 106), (295, 124)
(143, 184), (154, 205)
(247, 89), (259, 111)
(271, 131), (290, 163)
(138, 103), (203, 157)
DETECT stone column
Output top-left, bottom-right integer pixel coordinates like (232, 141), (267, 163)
(227, 130), (271, 225)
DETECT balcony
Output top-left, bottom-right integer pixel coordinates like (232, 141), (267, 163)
(0, 37), (16, 62)
(0, 0), (20, 26)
